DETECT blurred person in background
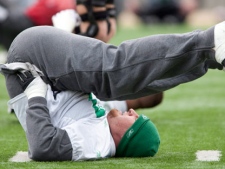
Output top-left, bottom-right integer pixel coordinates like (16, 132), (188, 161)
(119, 0), (199, 25)
(0, 0), (76, 51)
(0, 0), (117, 52)
(0, 0), (117, 63)
(75, 0), (117, 42)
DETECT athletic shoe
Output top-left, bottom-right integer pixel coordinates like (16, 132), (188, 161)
(214, 21), (225, 70)
(0, 62), (45, 92)
(0, 62), (43, 76)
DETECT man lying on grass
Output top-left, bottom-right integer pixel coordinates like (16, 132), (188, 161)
(1, 19), (225, 161)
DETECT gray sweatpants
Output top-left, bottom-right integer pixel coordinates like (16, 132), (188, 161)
(4, 25), (219, 161)
(6, 25), (217, 100)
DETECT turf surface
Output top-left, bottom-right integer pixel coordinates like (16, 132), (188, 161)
(0, 24), (225, 169)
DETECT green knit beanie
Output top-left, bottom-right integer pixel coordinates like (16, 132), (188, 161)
(115, 115), (160, 157)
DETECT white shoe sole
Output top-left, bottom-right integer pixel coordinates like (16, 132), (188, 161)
(214, 21), (225, 65)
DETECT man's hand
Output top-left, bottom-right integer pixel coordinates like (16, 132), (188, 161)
(24, 76), (47, 99)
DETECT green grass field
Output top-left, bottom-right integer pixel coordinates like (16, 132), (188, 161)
(0, 24), (225, 169)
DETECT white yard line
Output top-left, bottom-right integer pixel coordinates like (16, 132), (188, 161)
(196, 150), (222, 162)
(9, 151), (32, 162)
(9, 150), (222, 162)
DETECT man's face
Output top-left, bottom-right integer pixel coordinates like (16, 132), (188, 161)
(107, 108), (139, 147)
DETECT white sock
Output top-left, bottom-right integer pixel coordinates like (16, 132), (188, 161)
(214, 21), (225, 64)
(0, 5), (8, 22)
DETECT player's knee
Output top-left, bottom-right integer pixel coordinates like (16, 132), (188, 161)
(95, 20), (108, 42)
(7, 26), (56, 63)
(10, 26), (53, 49)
